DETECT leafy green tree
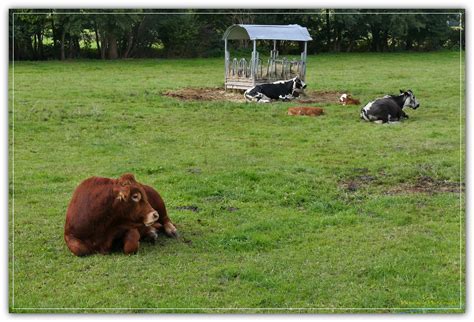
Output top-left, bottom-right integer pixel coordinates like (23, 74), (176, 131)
(90, 10), (143, 59)
(52, 10), (88, 59)
(9, 9), (464, 60)
(11, 9), (49, 60)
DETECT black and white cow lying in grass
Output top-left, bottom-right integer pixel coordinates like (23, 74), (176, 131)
(360, 89), (420, 123)
(244, 76), (307, 103)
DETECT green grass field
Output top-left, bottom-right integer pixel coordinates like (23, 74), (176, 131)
(9, 51), (465, 313)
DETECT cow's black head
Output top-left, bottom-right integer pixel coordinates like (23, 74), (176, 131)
(399, 89), (420, 109)
(292, 76), (307, 96)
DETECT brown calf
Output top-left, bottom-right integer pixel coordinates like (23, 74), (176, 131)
(339, 93), (360, 106)
(287, 107), (324, 116)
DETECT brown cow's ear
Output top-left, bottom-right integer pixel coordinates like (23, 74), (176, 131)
(118, 173), (137, 186)
(131, 192), (142, 202)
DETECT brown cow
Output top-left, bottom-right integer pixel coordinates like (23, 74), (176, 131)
(64, 173), (177, 256)
(287, 107), (324, 116)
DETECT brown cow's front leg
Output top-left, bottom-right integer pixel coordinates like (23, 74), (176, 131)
(123, 228), (141, 254)
(139, 222), (163, 242)
(65, 235), (93, 257)
(163, 221), (178, 238)
(143, 184), (179, 238)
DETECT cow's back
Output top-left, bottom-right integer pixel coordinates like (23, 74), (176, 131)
(260, 83), (291, 99)
(362, 97), (404, 122)
(65, 177), (115, 240)
(376, 98), (404, 118)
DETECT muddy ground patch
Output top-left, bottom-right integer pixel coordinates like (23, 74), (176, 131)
(385, 175), (464, 195)
(340, 170), (464, 195)
(163, 87), (346, 104)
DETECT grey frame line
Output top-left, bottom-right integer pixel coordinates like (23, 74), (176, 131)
(11, 12), (461, 15)
(9, 11), (464, 312)
(458, 12), (464, 311)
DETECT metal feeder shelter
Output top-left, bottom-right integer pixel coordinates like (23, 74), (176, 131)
(223, 24), (313, 90)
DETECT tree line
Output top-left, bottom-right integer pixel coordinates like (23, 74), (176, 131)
(10, 9), (464, 61)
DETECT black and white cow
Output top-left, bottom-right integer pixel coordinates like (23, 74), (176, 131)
(360, 89), (420, 123)
(244, 76), (307, 103)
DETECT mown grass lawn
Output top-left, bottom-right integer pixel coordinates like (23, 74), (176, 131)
(9, 51), (464, 313)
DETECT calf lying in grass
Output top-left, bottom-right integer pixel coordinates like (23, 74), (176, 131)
(339, 93), (360, 106)
(288, 107), (324, 116)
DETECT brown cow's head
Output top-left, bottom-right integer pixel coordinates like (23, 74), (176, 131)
(113, 174), (159, 226)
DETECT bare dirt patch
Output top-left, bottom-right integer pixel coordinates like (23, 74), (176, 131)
(175, 205), (200, 212)
(340, 173), (464, 195)
(163, 87), (244, 103)
(340, 174), (377, 192)
(163, 87), (346, 104)
(386, 176), (464, 195)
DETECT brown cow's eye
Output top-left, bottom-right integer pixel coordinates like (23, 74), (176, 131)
(131, 193), (141, 202)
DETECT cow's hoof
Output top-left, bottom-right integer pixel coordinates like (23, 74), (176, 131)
(149, 230), (159, 242)
(143, 227), (158, 243)
(164, 222), (179, 238)
(124, 249), (139, 255)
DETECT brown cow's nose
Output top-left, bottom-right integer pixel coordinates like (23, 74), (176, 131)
(144, 210), (159, 227)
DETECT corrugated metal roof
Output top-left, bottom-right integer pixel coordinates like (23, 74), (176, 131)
(223, 24), (312, 41)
